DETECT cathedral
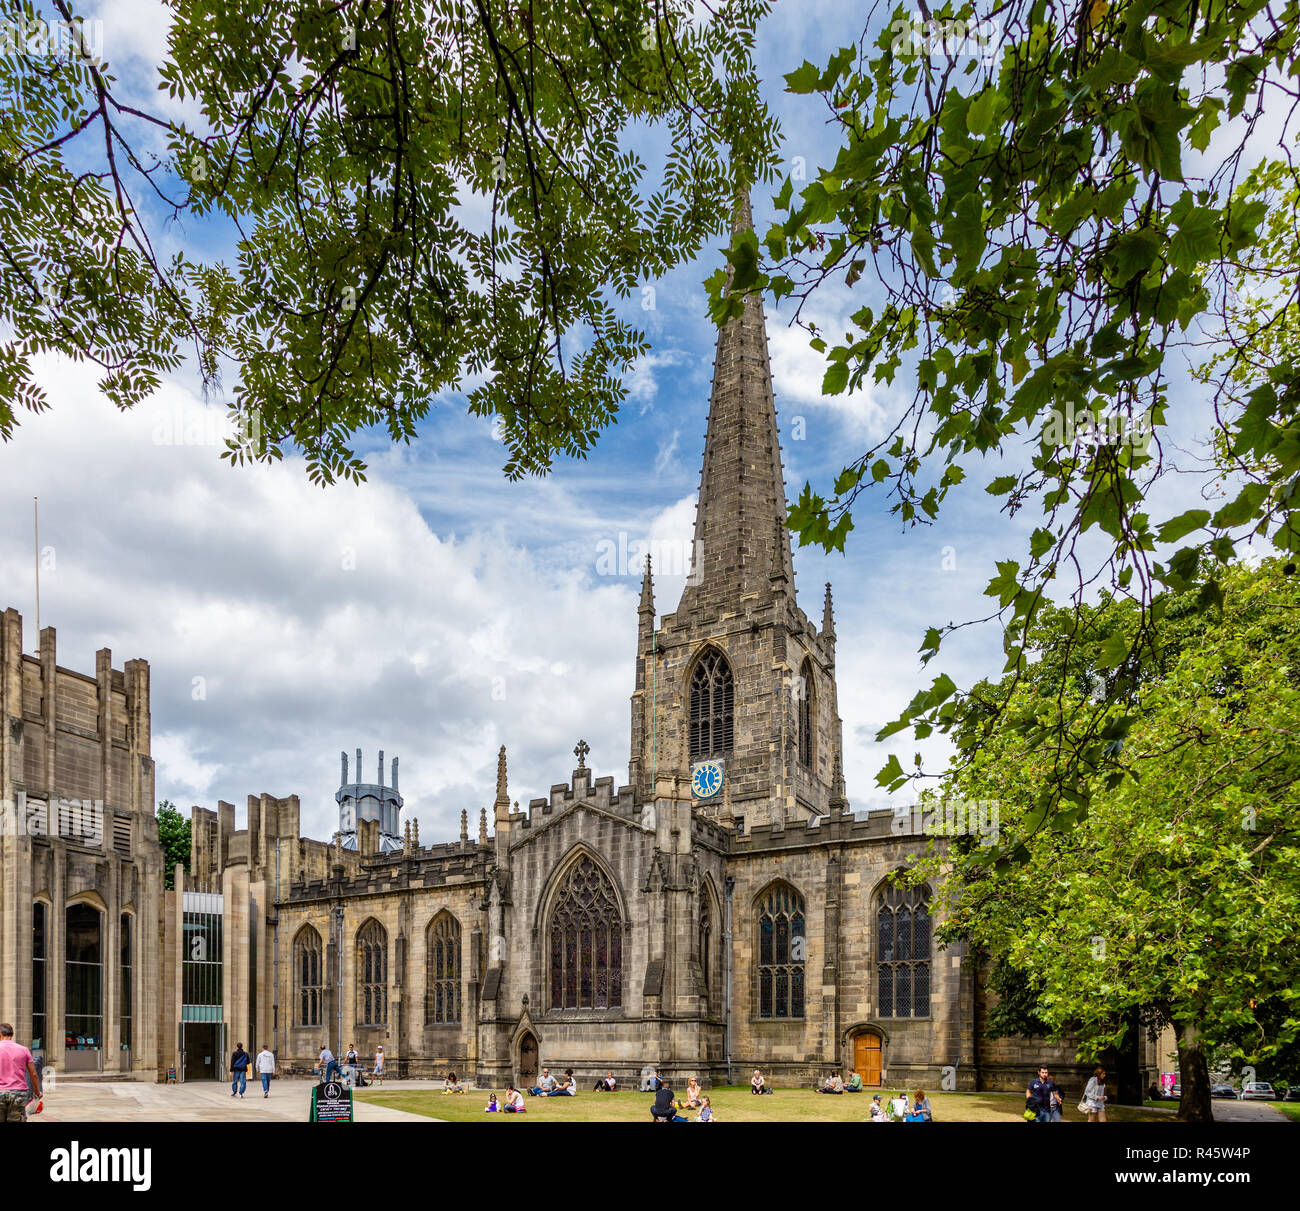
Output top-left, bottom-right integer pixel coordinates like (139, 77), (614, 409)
(0, 203), (1151, 1095)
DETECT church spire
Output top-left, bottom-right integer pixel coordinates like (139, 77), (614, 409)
(822, 582), (836, 642)
(679, 186), (793, 609)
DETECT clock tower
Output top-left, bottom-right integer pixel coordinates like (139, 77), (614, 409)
(628, 192), (848, 828)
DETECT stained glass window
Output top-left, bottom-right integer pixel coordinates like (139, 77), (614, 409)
(426, 914), (461, 1024)
(356, 919), (388, 1026)
(757, 884), (806, 1019)
(876, 884), (932, 1018)
(689, 648), (734, 761)
(698, 893), (712, 1000)
(295, 926), (323, 1027)
(548, 856), (622, 1010)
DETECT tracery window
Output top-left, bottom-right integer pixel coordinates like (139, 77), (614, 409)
(797, 658), (814, 768)
(877, 883), (932, 1018)
(295, 926), (323, 1027)
(548, 856), (622, 1010)
(757, 883), (805, 1019)
(356, 919), (388, 1026)
(689, 647), (734, 761)
(426, 913), (461, 1025)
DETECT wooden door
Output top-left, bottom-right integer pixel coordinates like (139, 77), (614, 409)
(854, 1033), (883, 1087)
(518, 1033), (538, 1088)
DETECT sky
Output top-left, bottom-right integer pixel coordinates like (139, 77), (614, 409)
(0, 1), (1266, 845)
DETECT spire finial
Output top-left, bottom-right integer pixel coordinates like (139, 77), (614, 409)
(638, 553), (655, 615)
(494, 745), (510, 819)
(574, 739), (590, 771)
(479, 806), (488, 845)
(830, 749), (848, 812)
(413, 817), (420, 848)
(460, 809), (469, 843)
(823, 582), (836, 640)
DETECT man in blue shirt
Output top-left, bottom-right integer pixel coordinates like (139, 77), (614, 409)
(1026, 1066), (1060, 1123)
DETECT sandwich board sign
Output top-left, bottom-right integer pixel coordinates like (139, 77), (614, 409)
(310, 1080), (354, 1123)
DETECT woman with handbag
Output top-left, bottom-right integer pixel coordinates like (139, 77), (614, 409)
(1081, 1065), (1109, 1122)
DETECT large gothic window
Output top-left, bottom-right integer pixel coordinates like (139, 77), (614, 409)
(356, 919), (388, 1026)
(426, 914), (461, 1025)
(32, 903), (47, 1052)
(548, 856), (623, 1011)
(689, 647), (734, 761)
(877, 883), (932, 1018)
(295, 926), (323, 1027)
(797, 658), (814, 768)
(757, 883), (806, 1019)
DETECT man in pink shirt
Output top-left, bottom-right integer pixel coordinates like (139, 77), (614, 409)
(0, 1022), (41, 1123)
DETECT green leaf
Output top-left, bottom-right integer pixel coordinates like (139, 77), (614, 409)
(1156, 510), (1210, 544)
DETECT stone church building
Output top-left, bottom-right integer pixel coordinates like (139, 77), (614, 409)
(0, 204), (1158, 1093)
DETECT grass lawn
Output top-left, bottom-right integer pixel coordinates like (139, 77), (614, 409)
(355, 1085), (1174, 1123)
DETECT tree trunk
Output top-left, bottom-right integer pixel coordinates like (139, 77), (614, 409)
(1112, 1008), (1145, 1105)
(1175, 1019), (1214, 1123)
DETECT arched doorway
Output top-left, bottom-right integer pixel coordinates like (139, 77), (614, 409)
(518, 1032), (538, 1089)
(853, 1032), (884, 1087)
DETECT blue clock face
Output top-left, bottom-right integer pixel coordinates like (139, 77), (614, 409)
(692, 761), (723, 799)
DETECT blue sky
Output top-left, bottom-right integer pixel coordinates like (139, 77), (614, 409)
(0, 1), (1263, 844)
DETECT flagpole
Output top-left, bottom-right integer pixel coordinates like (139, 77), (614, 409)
(34, 496), (40, 655)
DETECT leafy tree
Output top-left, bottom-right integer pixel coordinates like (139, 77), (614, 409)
(155, 799), (191, 889)
(709, 0), (1300, 835)
(1, 0), (777, 482)
(910, 560), (1300, 1122)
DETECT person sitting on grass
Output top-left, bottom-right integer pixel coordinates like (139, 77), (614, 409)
(890, 1091), (909, 1120)
(485, 1093), (500, 1112)
(685, 1076), (703, 1107)
(869, 1095), (889, 1122)
(443, 1071), (463, 1094)
(751, 1069), (768, 1095)
(845, 1071), (863, 1093)
(695, 1096), (715, 1123)
(910, 1089), (933, 1121)
(528, 1067), (556, 1096)
(818, 1071), (845, 1094)
(593, 1071), (617, 1092)
(651, 1079), (677, 1121)
(546, 1068), (576, 1096)
(504, 1084), (526, 1113)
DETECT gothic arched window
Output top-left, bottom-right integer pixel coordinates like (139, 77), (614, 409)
(356, 919), (388, 1026)
(548, 856), (622, 1011)
(757, 883), (806, 1019)
(295, 926), (323, 1027)
(698, 891), (712, 1000)
(877, 883), (932, 1018)
(426, 914), (461, 1025)
(689, 647), (734, 761)
(797, 658), (814, 768)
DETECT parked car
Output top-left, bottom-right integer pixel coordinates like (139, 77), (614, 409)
(1210, 1084), (1238, 1099)
(1240, 1082), (1277, 1101)
(1281, 1085), (1300, 1103)
(1167, 1083), (1181, 1100)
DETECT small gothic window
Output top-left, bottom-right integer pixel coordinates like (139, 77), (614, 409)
(877, 883), (932, 1018)
(689, 647), (734, 761)
(548, 856), (622, 1011)
(797, 658), (814, 768)
(356, 919), (388, 1026)
(426, 914), (461, 1025)
(757, 883), (806, 1019)
(295, 926), (323, 1027)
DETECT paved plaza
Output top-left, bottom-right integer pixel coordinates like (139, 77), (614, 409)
(31, 1078), (440, 1123)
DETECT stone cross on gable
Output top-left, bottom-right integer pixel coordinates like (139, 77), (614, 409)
(574, 739), (590, 770)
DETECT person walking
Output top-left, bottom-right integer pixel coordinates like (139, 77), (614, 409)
(1082, 1065), (1109, 1122)
(344, 1044), (360, 1086)
(0, 1023), (41, 1124)
(255, 1045), (275, 1098)
(230, 1043), (250, 1098)
(372, 1045), (385, 1086)
(1026, 1065), (1060, 1123)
